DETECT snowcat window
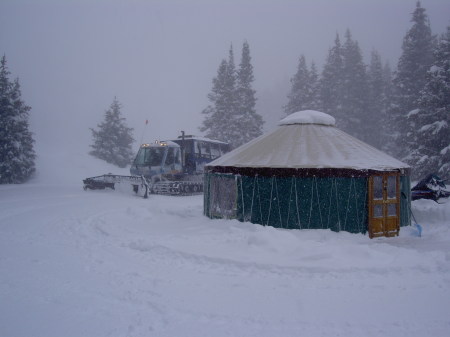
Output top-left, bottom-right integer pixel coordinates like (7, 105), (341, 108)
(183, 140), (193, 154)
(165, 148), (174, 166)
(196, 141), (210, 159)
(165, 147), (181, 166)
(220, 144), (230, 155)
(134, 148), (146, 165)
(195, 141), (208, 158)
(210, 143), (221, 159)
(135, 147), (165, 166)
(194, 141), (201, 157)
(149, 148), (165, 166)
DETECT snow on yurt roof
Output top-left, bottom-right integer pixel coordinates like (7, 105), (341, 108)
(208, 110), (409, 171)
(278, 110), (335, 126)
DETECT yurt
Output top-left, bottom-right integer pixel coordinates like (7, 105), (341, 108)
(204, 110), (411, 238)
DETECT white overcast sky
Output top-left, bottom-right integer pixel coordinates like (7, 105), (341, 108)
(1, 0), (449, 153)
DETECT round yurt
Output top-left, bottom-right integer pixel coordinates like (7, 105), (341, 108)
(204, 110), (411, 238)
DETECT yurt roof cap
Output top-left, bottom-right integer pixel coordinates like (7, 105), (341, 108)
(279, 110), (335, 126)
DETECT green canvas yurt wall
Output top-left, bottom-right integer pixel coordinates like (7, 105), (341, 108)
(204, 172), (411, 235)
(204, 111), (411, 236)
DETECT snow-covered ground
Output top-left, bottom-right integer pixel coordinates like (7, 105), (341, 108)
(1, 148), (449, 337)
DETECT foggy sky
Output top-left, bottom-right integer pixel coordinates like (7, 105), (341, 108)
(1, 0), (449, 154)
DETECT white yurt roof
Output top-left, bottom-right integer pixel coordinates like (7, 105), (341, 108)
(208, 110), (409, 171)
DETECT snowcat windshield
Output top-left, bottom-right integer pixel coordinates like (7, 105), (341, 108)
(134, 147), (166, 167)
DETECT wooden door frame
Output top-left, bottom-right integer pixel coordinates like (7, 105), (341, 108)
(368, 172), (400, 238)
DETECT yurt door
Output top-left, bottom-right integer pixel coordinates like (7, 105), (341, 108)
(368, 173), (400, 238)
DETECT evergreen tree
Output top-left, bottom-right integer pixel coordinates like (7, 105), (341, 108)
(381, 61), (398, 154)
(320, 34), (344, 119)
(235, 41), (264, 145)
(366, 50), (387, 149)
(284, 55), (310, 115)
(200, 46), (238, 148)
(0, 56), (35, 184)
(340, 29), (369, 139)
(200, 59), (230, 143)
(382, 61), (394, 118)
(308, 62), (322, 110)
(89, 97), (134, 168)
(284, 55), (320, 115)
(200, 43), (263, 149)
(225, 44), (238, 119)
(391, 1), (435, 158)
(407, 26), (450, 179)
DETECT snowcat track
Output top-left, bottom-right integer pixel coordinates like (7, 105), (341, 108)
(152, 181), (203, 196)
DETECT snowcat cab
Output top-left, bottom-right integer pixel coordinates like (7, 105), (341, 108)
(130, 141), (183, 183)
(171, 134), (230, 175)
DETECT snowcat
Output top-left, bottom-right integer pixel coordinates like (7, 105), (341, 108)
(83, 133), (230, 197)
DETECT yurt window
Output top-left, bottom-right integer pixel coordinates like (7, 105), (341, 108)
(209, 175), (237, 219)
(373, 176), (383, 199)
(387, 176), (397, 199)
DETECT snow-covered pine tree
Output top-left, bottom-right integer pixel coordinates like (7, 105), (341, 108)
(200, 46), (238, 148)
(340, 29), (369, 140)
(225, 45), (238, 120)
(200, 59), (228, 143)
(366, 50), (388, 149)
(309, 62), (322, 111)
(390, 1), (435, 159)
(235, 41), (264, 146)
(284, 55), (320, 115)
(284, 55), (309, 115)
(320, 34), (344, 120)
(380, 61), (398, 154)
(89, 97), (134, 168)
(0, 56), (36, 184)
(201, 44), (261, 149)
(382, 62), (394, 107)
(407, 26), (450, 179)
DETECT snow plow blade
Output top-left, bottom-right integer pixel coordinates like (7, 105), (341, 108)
(411, 174), (450, 203)
(83, 174), (149, 198)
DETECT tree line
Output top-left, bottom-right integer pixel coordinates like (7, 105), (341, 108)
(1, 2), (448, 182)
(201, 1), (449, 179)
(291, 1), (448, 179)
